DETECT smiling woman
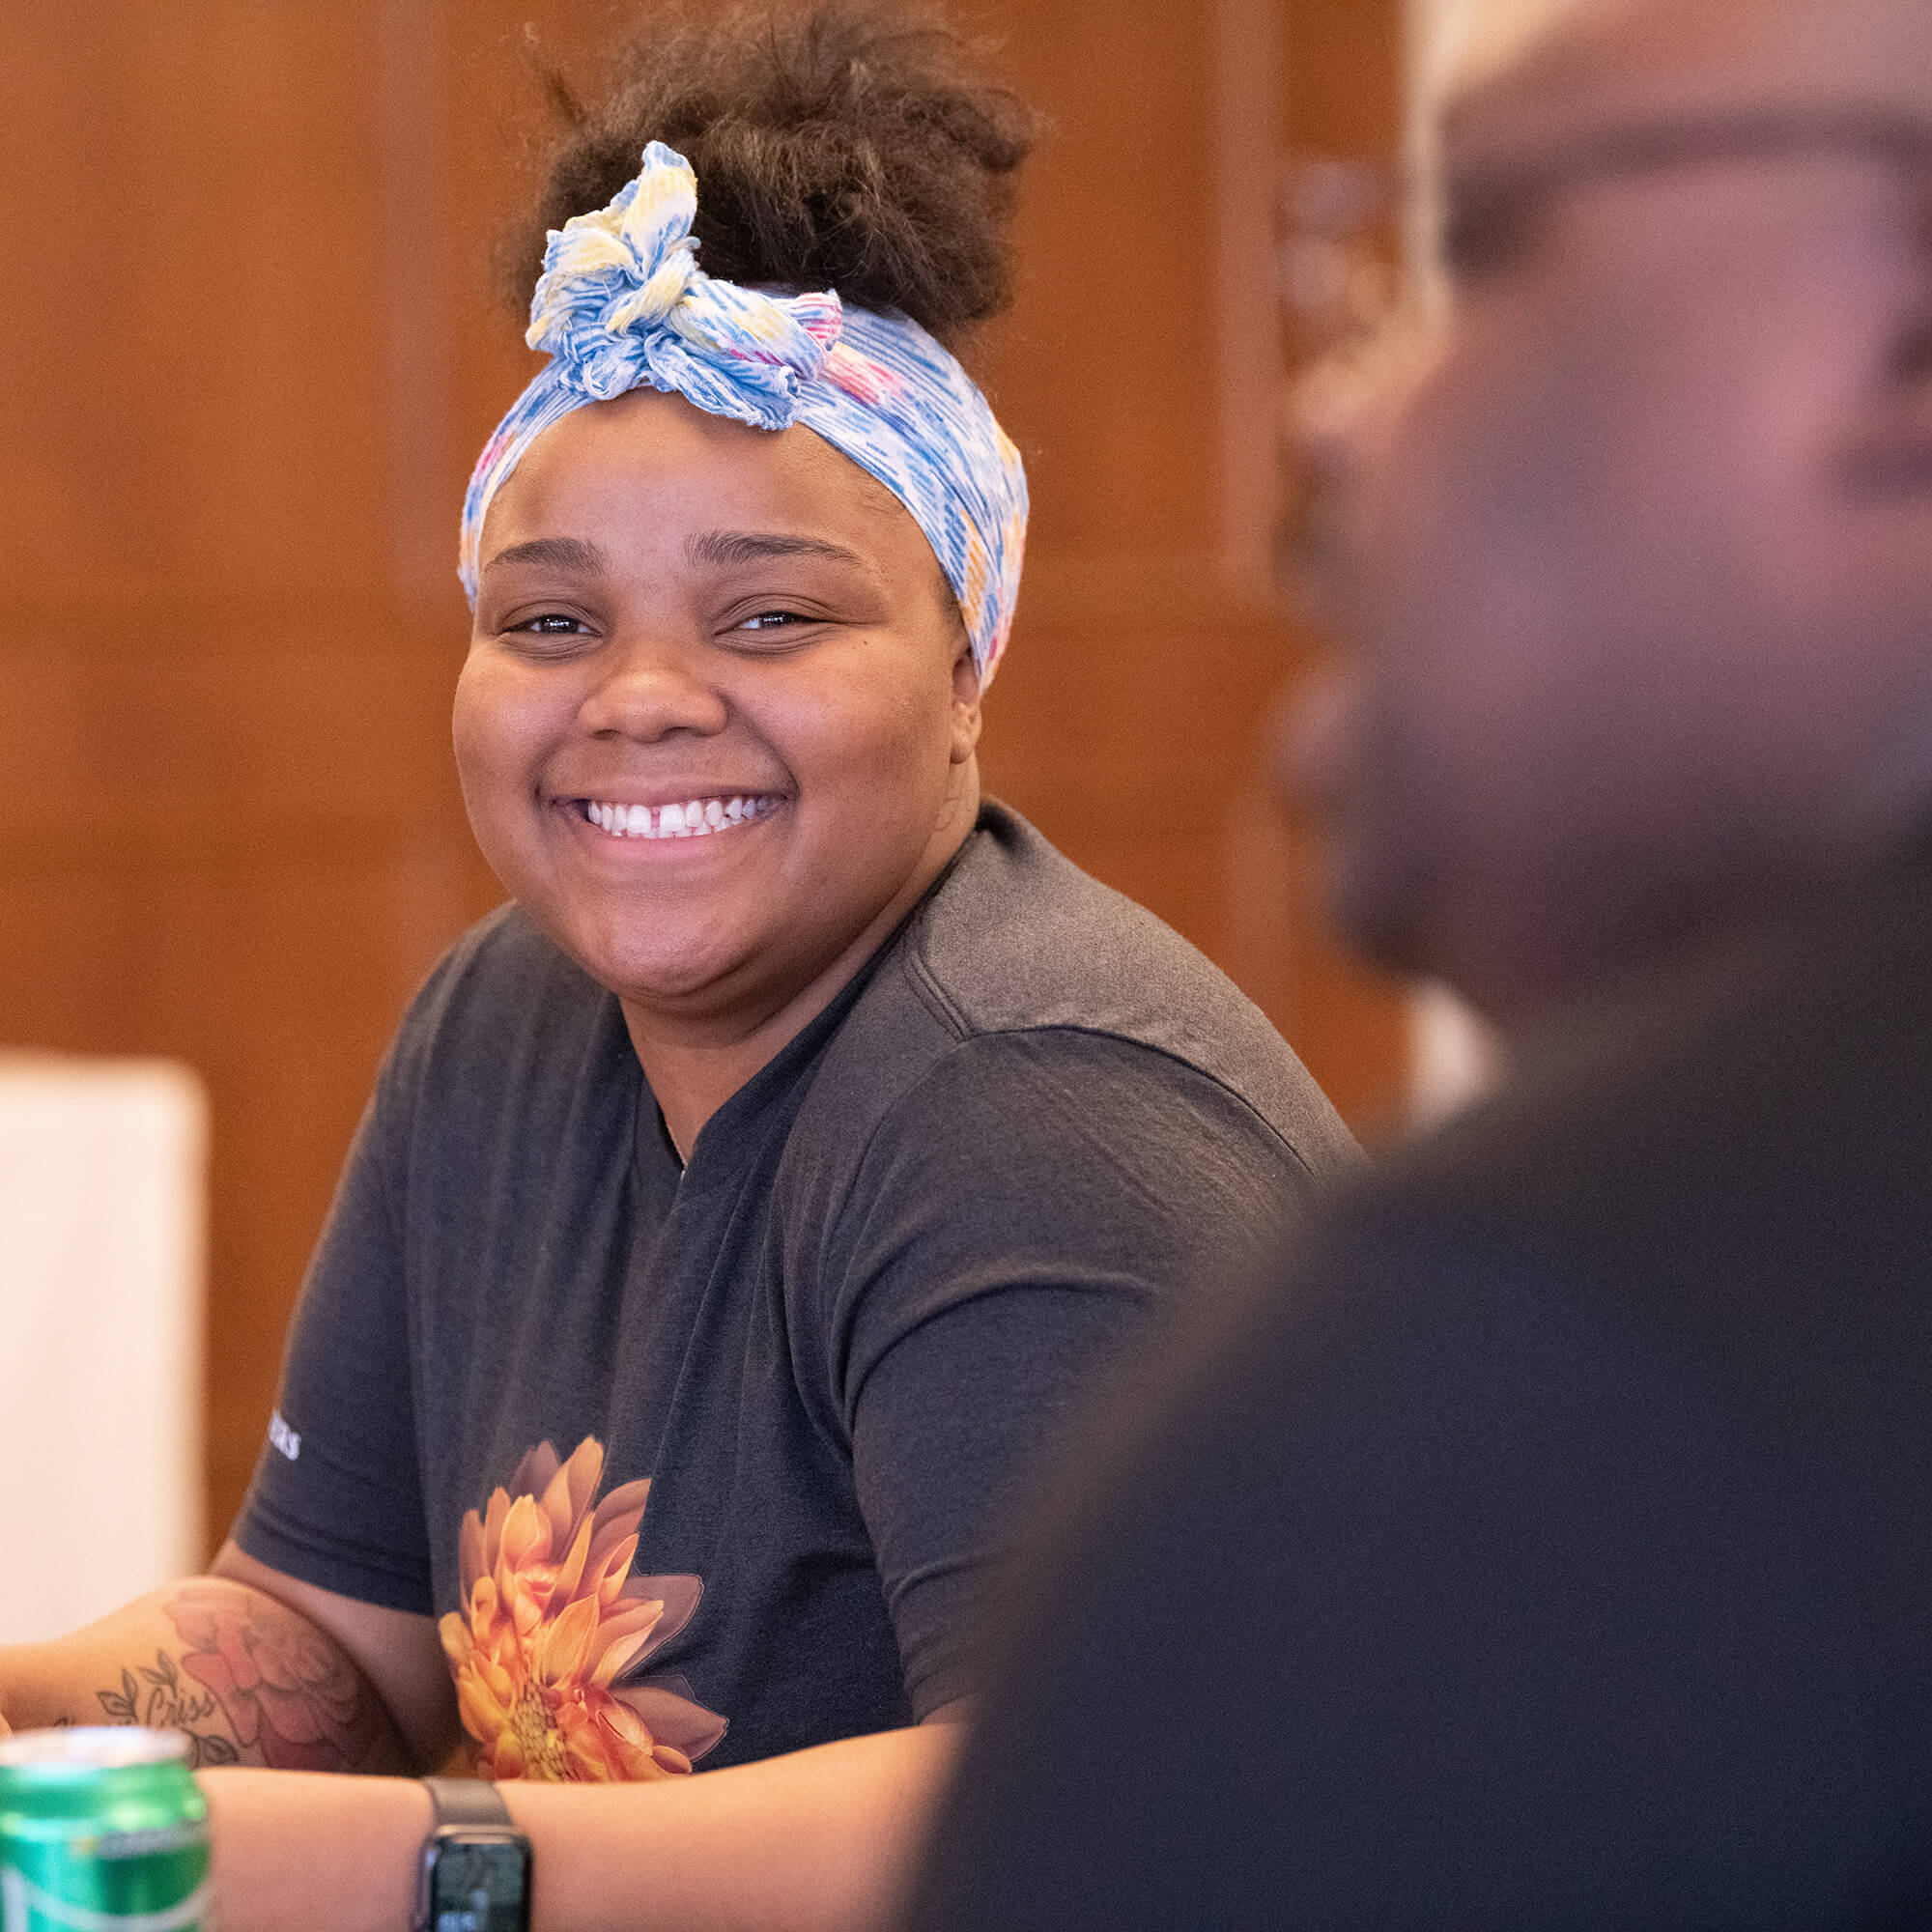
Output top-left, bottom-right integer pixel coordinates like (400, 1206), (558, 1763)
(457, 384), (981, 1143)
(0, 7), (1352, 1930)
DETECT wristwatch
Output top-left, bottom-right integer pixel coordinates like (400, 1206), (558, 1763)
(415, 1776), (532, 1932)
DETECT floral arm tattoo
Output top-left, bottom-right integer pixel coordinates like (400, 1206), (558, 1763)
(89, 1579), (408, 1773)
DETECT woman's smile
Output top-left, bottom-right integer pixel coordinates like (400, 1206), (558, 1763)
(569, 792), (788, 840)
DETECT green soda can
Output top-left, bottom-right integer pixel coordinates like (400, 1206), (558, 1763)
(0, 1728), (210, 1932)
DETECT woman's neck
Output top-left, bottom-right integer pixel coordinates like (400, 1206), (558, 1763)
(622, 790), (980, 1163)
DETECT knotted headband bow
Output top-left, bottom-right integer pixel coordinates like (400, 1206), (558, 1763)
(460, 142), (1028, 684)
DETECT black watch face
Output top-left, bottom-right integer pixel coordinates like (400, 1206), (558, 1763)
(429, 1834), (531, 1932)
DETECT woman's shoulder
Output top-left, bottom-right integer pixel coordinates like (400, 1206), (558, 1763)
(770, 808), (1356, 1346)
(908, 804), (1264, 1040)
(881, 802), (1354, 1169)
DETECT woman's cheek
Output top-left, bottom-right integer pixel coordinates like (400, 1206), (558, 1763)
(452, 662), (543, 874)
(449, 657), (499, 793)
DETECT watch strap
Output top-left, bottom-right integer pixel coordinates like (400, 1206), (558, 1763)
(422, 1776), (516, 1831)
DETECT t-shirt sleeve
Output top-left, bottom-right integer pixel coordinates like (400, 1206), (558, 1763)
(829, 1027), (1316, 1719)
(230, 1066), (434, 1614)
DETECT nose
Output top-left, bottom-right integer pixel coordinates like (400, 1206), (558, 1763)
(576, 629), (730, 743)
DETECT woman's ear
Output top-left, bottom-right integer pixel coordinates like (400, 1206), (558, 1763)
(950, 646), (983, 765)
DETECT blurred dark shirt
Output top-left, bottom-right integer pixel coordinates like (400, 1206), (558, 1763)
(909, 838), (1932, 1930)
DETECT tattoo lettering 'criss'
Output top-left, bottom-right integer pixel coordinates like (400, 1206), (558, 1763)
(96, 1652), (236, 1769)
(90, 1579), (390, 1772)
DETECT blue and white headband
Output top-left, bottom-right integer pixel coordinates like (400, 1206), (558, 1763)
(460, 141), (1028, 684)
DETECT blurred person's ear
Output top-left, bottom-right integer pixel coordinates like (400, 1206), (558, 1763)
(1817, 187), (1932, 827)
(1838, 191), (1932, 506)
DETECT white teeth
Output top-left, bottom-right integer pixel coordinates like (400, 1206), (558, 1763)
(582, 794), (777, 838)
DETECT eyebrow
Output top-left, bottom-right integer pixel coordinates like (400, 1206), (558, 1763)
(482, 536), (606, 576)
(479, 529), (870, 581)
(685, 530), (868, 571)
(1447, 106), (1932, 210)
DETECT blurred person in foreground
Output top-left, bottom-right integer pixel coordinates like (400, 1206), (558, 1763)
(906, 0), (1932, 1923)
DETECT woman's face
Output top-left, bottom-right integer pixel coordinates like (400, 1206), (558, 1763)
(455, 388), (981, 1040)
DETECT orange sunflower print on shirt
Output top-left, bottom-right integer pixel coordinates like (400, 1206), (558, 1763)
(439, 1435), (726, 1780)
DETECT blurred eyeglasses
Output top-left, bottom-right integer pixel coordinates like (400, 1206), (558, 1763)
(1278, 152), (1407, 360)
(1280, 109), (1932, 363)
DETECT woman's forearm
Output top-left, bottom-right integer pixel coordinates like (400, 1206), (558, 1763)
(0, 1577), (412, 1774)
(201, 1765), (432, 1929)
(200, 1720), (967, 1932)
(509, 1720), (967, 1932)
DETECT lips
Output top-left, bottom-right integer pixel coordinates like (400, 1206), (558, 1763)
(575, 793), (784, 839)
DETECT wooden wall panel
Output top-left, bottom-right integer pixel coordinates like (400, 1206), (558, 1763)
(1260, 0), (1415, 1133)
(0, 6), (395, 603)
(0, 0), (494, 1550)
(1, 0), (1410, 1555)
(985, 3), (1223, 561)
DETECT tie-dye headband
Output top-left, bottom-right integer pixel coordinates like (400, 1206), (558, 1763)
(460, 141), (1028, 684)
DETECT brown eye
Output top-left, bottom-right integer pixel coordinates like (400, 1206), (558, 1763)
(498, 611), (593, 655)
(1441, 185), (1542, 280)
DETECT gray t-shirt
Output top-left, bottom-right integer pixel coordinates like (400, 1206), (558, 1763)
(237, 804), (1354, 1770)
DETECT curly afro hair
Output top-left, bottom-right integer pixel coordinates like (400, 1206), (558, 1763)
(507, 3), (1040, 350)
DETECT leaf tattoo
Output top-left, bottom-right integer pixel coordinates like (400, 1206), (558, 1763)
(95, 1669), (140, 1725)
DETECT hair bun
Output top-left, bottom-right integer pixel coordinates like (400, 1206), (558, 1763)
(517, 3), (1040, 348)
